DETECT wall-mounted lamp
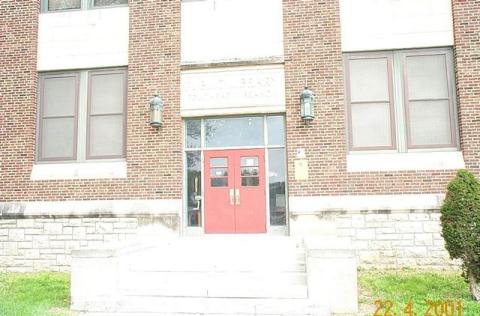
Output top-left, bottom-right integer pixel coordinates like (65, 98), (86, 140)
(300, 86), (315, 122)
(149, 93), (164, 129)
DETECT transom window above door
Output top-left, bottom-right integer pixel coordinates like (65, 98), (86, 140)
(205, 117), (264, 148)
(185, 116), (285, 149)
(37, 68), (127, 162)
(344, 48), (458, 152)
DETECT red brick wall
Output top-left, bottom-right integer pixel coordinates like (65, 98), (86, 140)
(0, 0), (183, 201)
(451, 0), (480, 173)
(0, 0), (40, 200)
(0, 0), (476, 203)
(125, 0), (182, 199)
(283, 0), (457, 197)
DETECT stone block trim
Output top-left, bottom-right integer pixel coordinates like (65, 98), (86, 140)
(336, 212), (456, 268)
(0, 217), (167, 272)
(1, 211), (456, 272)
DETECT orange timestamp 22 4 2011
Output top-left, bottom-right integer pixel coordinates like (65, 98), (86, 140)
(374, 300), (463, 316)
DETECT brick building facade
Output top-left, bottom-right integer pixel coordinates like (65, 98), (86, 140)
(0, 0), (478, 271)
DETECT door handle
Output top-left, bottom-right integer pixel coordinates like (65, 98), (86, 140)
(229, 189), (235, 205)
(235, 189), (240, 205)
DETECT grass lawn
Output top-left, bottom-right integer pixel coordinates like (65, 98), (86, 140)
(1, 270), (479, 315)
(359, 269), (480, 316)
(0, 273), (71, 316)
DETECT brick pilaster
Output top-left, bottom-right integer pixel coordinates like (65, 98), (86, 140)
(451, 0), (480, 173)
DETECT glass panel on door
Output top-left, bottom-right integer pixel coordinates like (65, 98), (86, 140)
(186, 151), (202, 227)
(268, 149), (286, 226)
(240, 156), (259, 187)
(210, 157), (228, 187)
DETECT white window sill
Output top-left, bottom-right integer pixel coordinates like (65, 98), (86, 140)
(30, 161), (127, 181)
(347, 151), (465, 172)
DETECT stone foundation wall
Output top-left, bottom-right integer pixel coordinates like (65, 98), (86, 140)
(1, 211), (457, 272)
(291, 210), (458, 269)
(0, 215), (178, 272)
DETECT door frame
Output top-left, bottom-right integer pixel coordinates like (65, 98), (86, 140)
(182, 115), (289, 236)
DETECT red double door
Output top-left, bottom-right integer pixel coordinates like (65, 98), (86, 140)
(204, 149), (266, 234)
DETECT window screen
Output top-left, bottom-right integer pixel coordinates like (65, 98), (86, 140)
(39, 74), (79, 161)
(404, 53), (454, 148)
(346, 56), (395, 150)
(87, 70), (127, 158)
(47, 0), (81, 11)
(93, 0), (128, 7)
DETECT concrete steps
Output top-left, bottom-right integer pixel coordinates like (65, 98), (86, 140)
(120, 297), (328, 315)
(116, 236), (309, 300)
(125, 250), (306, 272)
(118, 271), (307, 298)
(81, 297), (329, 316)
(72, 236), (346, 316)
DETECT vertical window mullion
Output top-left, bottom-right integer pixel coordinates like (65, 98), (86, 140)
(77, 71), (89, 162)
(392, 51), (407, 153)
(200, 118), (205, 149)
(386, 53), (397, 150)
(446, 49), (460, 149)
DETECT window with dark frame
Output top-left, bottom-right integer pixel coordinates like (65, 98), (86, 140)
(38, 73), (79, 161)
(42, 0), (127, 12)
(37, 68), (127, 162)
(345, 54), (396, 150)
(47, 0), (81, 11)
(93, 0), (128, 7)
(344, 48), (458, 152)
(87, 70), (127, 159)
(403, 51), (457, 149)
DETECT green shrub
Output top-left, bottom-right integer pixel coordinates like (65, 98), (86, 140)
(441, 169), (480, 301)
